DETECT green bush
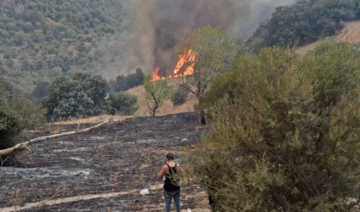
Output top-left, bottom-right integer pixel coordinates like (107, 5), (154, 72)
(0, 109), (21, 150)
(110, 68), (145, 92)
(170, 87), (189, 106)
(0, 76), (46, 150)
(108, 92), (138, 115)
(185, 43), (360, 211)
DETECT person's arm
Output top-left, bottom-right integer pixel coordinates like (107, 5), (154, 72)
(177, 163), (185, 176)
(157, 165), (168, 180)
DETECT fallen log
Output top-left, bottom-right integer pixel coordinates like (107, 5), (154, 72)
(0, 118), (113, 157)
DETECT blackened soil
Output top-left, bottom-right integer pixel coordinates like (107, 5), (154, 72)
(0, 112), (210, 212)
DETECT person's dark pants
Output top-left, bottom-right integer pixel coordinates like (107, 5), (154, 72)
(164, 190), (181, 212)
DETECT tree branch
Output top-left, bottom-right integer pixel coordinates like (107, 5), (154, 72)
(0, 118), (113, 157)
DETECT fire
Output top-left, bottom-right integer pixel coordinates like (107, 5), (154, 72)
(152, 48), (196, 81)
(173, 48), (196, 77)
(152, 66), (165, 81)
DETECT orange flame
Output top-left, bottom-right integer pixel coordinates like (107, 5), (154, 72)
(152, 66), (166, 81)
(152, 48), (196, 81)
(173, 48), (196, 77)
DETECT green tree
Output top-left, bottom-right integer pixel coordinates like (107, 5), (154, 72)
(143, 73), (172, 117)
(42, 72), (111, 121)
(184, 44), (360, 211)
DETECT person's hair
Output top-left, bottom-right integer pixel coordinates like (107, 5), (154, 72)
(166, 152), (175, 160)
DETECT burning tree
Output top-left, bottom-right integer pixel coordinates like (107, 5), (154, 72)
(175, 25), (239, 124)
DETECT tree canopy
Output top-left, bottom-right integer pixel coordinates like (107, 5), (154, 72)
(42, 72), (111, 121)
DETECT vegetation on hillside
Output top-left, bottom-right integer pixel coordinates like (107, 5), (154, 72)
(184, 42), (360, 211)
(248, 0), (360, 52)
(0, 0), (123, 95)
(109, 68), (145, 92)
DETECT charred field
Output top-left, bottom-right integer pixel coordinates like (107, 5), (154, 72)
(0, 112), (210, 212)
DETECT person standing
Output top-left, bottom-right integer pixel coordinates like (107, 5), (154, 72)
(157, 152), (185, 212)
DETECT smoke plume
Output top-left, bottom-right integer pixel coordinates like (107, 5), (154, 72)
(115, 0), (295, 76)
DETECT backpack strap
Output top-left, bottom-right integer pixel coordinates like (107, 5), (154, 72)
(166, 163), (177, 174)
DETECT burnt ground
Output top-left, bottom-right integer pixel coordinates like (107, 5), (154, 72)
(0, 112), (211, 212)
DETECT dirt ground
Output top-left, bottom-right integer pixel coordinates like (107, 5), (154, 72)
(0, 112), (211, 212)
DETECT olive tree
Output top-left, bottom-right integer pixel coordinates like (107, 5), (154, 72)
(143, 73), (172, 117)
(183, 43), (360, 212)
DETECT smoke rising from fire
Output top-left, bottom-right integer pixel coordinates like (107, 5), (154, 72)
(120, 0), (294, 75)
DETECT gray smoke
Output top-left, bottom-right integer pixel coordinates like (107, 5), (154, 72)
(104, 0), (295, 77)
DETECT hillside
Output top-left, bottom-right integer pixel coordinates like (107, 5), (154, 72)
(0, 0), (125, 94)
(296, 20), (360, 55)
(248, 0), (360, 53)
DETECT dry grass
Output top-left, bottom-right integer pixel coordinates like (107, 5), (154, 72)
(296, 20), (360, 55)
(54, 114), (130, 125)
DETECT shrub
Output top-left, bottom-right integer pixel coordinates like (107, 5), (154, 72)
(0, 109), (21, 150)
(185, 44), (360, 211)
(170, 87), (189, 106)
(0, 76), (46, 150)
(108, 92), (138, 115)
